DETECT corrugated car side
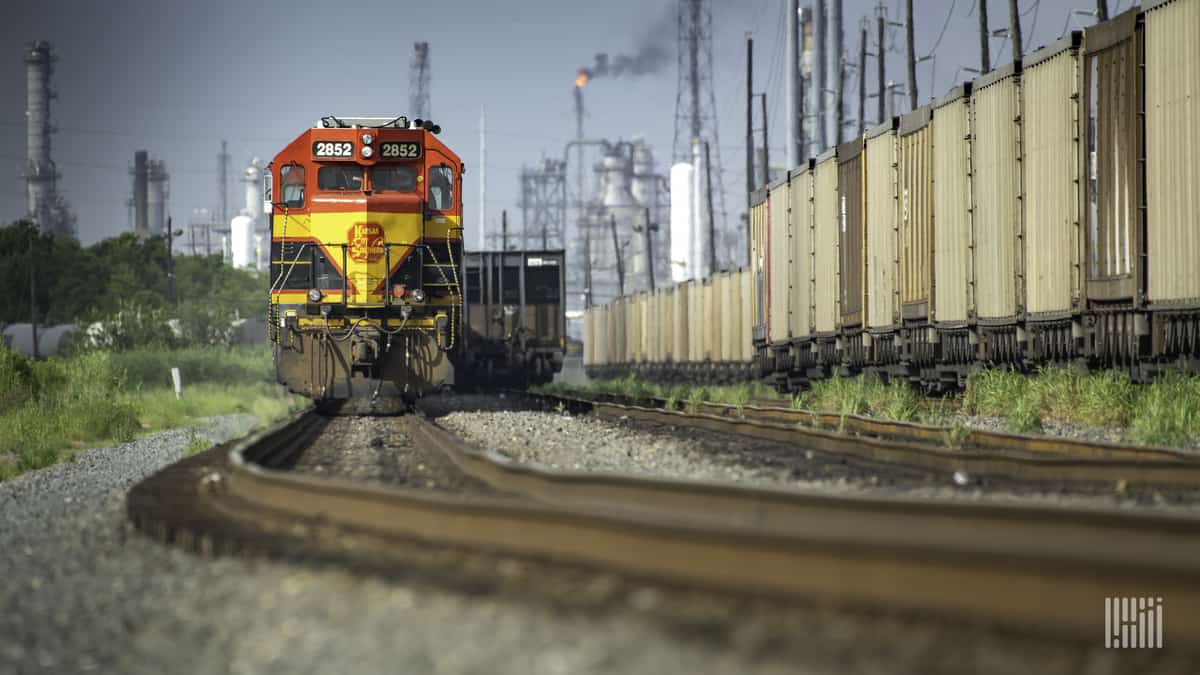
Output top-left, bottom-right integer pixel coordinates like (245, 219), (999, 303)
(932, 84), (974, 323)
(1145, 0), (1200, 302)
(971, 65), (1023, 320)
(1022, 35), (1083, 316)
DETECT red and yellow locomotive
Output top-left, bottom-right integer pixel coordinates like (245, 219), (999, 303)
(268, 116), (463, 403)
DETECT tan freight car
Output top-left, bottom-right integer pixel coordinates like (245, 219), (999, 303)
(812, 148), (841, 370)
(864, 120), (900, 370)
(1144, 0), (1200, 367)
(932, 83), (975, 327)
(930, 82), (977, 380)
(1022, 32), (1084, 360)
(767, 178), (791, 347)
(896, 105), (937, 376)
(749, 192), (769, 336)
(970, 62), (1025, 363)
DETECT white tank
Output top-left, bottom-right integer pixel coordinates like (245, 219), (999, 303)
(230, 214), (254, 269)
(599, 150), (645, 293)
(669, 162), (695, 283)
(243, 159), (262, 225)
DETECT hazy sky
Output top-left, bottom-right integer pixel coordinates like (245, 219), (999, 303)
(1, 0), (1108, 245)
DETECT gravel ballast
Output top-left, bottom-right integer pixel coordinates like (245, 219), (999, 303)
(288, 415), (493, 493)
(428, 394), (1200, 511)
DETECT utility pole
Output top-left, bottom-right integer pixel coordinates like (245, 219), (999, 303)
(28, 230), (38, 359)
(876, 9), (886, 124)
(834, 52), (845, 145)
(704, 141), (718, 271)
(165, 216), (176, 305)
(746, 35), (755, 209)
(501, 209), (508, 251)
(905, 0), (917, 111)
(609, 213), (625, 297)
(642, 207), (656, 292)
(785, 0), (800, 168)
(830, 0), (843, 146)
(689, 0), (702, 141)
(218, 140), (230, 226)
(812, 0), (827, 151)
(583, 213), (593, 308)
(760, 93), (769, 185)
(978, 0), (992, 73)
(1097, 0), (1110, 21)
(1008, 0), (1023, 60)
(858, 24), (867, 137)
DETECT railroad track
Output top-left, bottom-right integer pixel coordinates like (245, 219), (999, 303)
(515, 390), (1200, 488)
(126, 402), (1200, 645)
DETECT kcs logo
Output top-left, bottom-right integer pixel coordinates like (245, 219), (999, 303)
(347, 222), (384, 264)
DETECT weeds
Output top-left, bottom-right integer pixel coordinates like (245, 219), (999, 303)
(550, 363), (1200, 448)
(0, 345), (303, 480)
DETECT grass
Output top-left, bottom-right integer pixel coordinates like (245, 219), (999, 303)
(0, 346), (305, 481)
(545, 366), (1200, 448)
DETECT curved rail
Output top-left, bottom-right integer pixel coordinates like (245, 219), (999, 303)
(516, 390), (1200, 486)
(129, 407), (1200, 644)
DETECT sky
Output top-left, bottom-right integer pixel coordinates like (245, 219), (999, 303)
(0, 0), (1116, 246)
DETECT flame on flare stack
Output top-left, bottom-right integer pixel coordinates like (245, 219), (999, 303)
(575, 68), (590, 88)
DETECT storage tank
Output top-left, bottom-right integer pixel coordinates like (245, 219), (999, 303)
(669, 162), (695, 282)
(243, 159), (263, 226)
(230, 214), (254, 269)
(599, 150), (644, 293)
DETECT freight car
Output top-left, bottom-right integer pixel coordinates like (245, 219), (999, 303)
(585, 0), (1200, 391)
(268, 116), (464, 403)
(584, 268), (754, 383)
(459, 250), (566, 385)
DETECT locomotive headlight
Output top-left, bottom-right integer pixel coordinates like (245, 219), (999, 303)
(361, 133), (374, 145)
(410, 288), (426, 303)
(361, 145), (374, 158)
(308, 288), (323, 303)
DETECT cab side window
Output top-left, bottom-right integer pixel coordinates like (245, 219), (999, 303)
(280, 164), (305, 208)
(429, 165), (454, 211)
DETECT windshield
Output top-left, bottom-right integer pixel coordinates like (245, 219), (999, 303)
(317, 165), (363, 191)
(372, 165), (417, 192)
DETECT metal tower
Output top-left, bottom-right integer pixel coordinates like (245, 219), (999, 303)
(671, 0), (730, 269)
(518, 158), (567, 250)
(24, 41), (73, 238)
(409, 42), (431, 119)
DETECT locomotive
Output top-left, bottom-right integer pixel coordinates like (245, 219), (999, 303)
(268, 116), (463, 403)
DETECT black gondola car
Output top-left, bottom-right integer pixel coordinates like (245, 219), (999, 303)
(460, 250), (566, 385)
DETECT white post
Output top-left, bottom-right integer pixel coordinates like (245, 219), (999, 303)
(170, 367), (183, 400)
(478, 105), (486, 251)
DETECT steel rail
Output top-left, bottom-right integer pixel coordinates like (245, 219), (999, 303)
(144, 408), (1200, 644)
(515, 391), (1200, 486)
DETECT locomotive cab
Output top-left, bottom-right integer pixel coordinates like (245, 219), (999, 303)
(269, 116), (464, 404)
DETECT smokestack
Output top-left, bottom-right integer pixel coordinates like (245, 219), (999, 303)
(24, 41), (60, 235)
(147, 159), (169, 236)
(133, 151), (149, 237)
